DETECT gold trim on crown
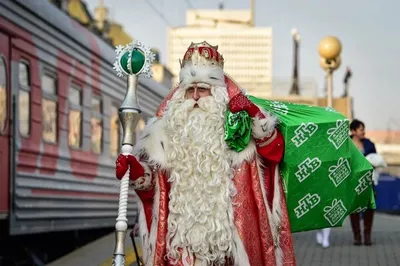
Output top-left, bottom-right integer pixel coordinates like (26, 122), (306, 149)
(179, 41), (224, 69)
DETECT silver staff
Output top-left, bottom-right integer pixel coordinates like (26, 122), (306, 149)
(112, 41), (155, 266)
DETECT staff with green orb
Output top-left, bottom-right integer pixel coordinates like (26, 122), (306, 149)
(112, 40), (155, 266)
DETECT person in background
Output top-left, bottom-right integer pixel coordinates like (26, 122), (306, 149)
(349, 119), (377, 246)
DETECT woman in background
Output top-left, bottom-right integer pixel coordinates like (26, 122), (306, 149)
(349, 119), (377, 246)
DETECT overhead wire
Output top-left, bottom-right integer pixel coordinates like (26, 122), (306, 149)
(143, 0), (190, 46)
(143, 0), (174, 27)
(143, 0), (194, 84)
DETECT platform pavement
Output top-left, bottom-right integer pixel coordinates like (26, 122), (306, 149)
(292, 213), (400, 266)
(46, 213), (400, 266)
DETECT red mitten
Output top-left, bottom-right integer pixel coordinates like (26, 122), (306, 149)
(229, 93), (265, 118)
(115, 154), (145, 181)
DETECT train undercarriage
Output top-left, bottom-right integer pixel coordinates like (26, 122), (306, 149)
(0, 219), (114, 265)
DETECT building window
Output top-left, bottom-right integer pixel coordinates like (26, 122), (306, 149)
(42, 74), (58, 143)
(0, 57), (6, 133)
(68, 86), (82, 148)
(91, 96), (103, 154)
(110, 105), (120, 157)
(19, 61), (30, 137)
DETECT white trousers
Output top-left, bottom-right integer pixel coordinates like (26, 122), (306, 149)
(316, 228), (331, 248)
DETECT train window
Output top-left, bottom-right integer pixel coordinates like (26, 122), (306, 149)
(68, 86), (82, 148)
(18, 61), (30, 137)
(69, 86), (81, 105)
(19, 62), (30, 88)
(0, 57), (6, 133)
(110, 105), (120, 157)
(91, 97), (101, 113)
(91, 96), (103, 154)
(42, 74), (58, 143)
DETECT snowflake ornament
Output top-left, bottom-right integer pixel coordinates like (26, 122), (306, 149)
(113, 41), (156, 79)
(115, 45), (124, 55)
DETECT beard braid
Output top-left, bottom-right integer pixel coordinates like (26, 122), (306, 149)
(163, 87), (237, 265)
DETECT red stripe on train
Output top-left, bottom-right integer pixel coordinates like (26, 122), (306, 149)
(87, 28), (101, 95)
(6, 14), (107, 180)
(68, 56), (100, 179)
(0, 16), (32, 40)
(8, 25), (42, 174)
(66, 20), (101, 179)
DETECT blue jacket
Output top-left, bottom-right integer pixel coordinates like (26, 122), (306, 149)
(361, 138), (377, 156)
(350, 136), (377, 156)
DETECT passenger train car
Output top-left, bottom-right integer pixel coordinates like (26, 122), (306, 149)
(0, 0), (169, 263)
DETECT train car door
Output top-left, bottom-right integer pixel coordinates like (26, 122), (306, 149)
(0, 32), (10, 219)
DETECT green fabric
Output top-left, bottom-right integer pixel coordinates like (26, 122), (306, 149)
(224, 110), (252, 152)
(225, 95), (376, 233)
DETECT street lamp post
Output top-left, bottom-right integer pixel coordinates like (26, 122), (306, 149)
(318, 36), (342, 107)
(290, 28), (301, 95)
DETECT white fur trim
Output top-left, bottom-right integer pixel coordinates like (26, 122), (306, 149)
(258, 130), (278, 148)
(252, 107), (279, 139)
(255, 157), (273, 237)
(130, 162), (153, 190)
(142, 175), (160, 266)
(230, 139), (257, 168)
(271, 166), (283, 266)
(137, 200), (149, 262)
(231, 227), (251, 266)
(134, 117), (169, 168)
(255, 156), (284, 266)
(179, 64), (225, 88)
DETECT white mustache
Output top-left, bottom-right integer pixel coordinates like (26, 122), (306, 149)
(184, 96), (213, 111)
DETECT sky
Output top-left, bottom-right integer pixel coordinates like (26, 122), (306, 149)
(85, 0), (400, 131)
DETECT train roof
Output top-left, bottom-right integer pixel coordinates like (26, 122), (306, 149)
(10, 0), (170, 97)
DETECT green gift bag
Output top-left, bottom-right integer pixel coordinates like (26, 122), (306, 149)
(224, 95), (376, 233)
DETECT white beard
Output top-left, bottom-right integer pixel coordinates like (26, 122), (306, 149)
(163, 88), (236, 265)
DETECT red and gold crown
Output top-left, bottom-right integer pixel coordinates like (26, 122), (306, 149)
(179, 41), (224, 69)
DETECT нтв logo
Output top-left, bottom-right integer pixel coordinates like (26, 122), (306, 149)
(294, 193), (321, 219)
(291, 122), (318, 147)
(295, 157), (322, 183)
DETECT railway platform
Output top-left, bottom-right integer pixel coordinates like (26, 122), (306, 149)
(47, 213), (400, 266)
